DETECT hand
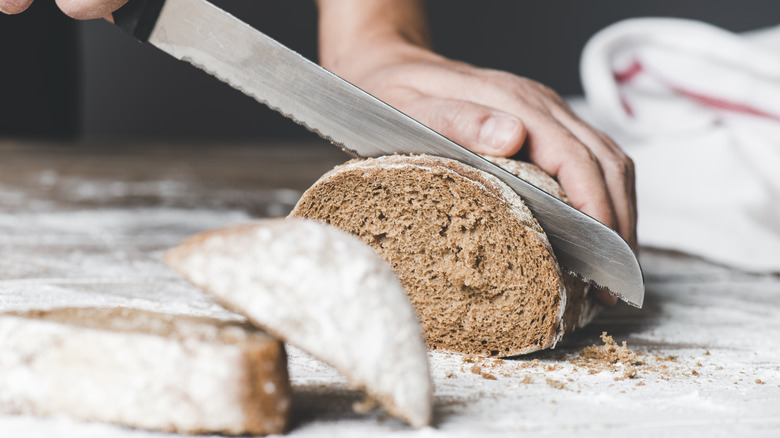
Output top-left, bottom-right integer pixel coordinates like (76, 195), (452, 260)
(317, 0), (636, 306)
(0, 0), (126, 19)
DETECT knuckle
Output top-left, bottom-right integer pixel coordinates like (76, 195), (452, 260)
(571, 141), (600, 164)
(427, 100), (466, 136)
(602, 153), (635, 180)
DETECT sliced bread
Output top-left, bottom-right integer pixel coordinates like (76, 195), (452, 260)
(290, 155), (601, 356)
(0, 307), (290, 435)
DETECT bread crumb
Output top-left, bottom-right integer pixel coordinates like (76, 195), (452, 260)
(462, 355), (506, 377)
(352, 395), (377, 414)
(580, 332), (640, 366)
(546, 378), (565, 390)
(521, 375), (533, 384)
(519, 359), (541, 369)
(462, 354), (480, 364)
(756, 379), (766, 385)
(621, 364), (638, 380)
(571, 332), (642, 379)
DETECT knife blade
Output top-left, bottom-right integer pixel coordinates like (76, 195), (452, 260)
(114, 0), (644, 307)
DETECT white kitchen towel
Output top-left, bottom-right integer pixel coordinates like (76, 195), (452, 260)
(579, 18), (780, 272)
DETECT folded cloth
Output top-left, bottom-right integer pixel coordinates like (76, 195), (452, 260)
(579, 18), (780, 273)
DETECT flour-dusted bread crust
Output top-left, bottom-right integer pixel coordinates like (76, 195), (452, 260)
(290, 155), (600, 356)
(0, 307), (290, 435)
(164, 218), (433, 428)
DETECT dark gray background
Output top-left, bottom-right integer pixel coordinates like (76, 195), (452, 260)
(4, 1), (780, 140)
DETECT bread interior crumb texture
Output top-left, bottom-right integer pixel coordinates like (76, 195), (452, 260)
(291, 157), (564, 356)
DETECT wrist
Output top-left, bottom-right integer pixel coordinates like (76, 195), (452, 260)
(315, 0), (431, 75)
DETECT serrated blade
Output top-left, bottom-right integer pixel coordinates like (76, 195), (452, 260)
(142, 0), (644, 307)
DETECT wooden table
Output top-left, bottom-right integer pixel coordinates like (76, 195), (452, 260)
(1, 141), (778, 437)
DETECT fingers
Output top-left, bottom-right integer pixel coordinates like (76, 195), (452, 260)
(406, 71), (637, 248)
(397, 95), (527, 156)
(523, 117), (618, 229)
(0, 0), (34, 14)
(594, 287), (619, 307)
(55, 0), (127, 19)
(548, 111), (638, 249)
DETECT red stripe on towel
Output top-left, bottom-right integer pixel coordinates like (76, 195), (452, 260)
(612, 59), (780, 122)
(614, 60), (644, 83)
(667, 85), (780, 123)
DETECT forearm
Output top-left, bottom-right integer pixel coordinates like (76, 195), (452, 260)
(315, 0), (431, 72)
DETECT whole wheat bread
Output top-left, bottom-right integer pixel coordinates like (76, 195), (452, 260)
(290, 155), (601, 356)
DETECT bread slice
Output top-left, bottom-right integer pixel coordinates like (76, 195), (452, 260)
(0, 307), (290, 435)
(164, 218), (433, 428)
(290, 155), (600, 356)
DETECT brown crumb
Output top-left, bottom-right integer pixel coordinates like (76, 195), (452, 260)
(519, 359), (541, 369)
(569, 332), (689, 380)
(580, 332), (639, 365)
(621, 364), (638, 380)
(520, 375), (533, 384)
(756, 379), (766, 385)
(546, 378), (565, 390)
(704, 350), (711, 356)
(691, 370), (700, 376)
(462, 354), (479, 364)
(352, 395), (377, 414)
(571, 332), (643, 378)
(463, 355), (506, 377)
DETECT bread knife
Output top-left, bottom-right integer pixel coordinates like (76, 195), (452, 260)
(113, 0), (645, 307)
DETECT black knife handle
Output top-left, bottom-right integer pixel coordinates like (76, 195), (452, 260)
(114, 0), (167, 42)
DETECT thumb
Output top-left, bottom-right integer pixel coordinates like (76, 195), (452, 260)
(402, 97), (526, 157)
(0, 0), (34, 14)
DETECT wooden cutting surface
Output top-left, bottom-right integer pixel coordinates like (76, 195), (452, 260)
(1, 140), (778, 437)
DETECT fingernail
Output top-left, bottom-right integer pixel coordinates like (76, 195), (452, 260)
(479, 114), (522, 153)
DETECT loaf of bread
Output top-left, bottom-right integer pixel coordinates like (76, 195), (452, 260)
(164, 218), (433, 428)
(0, 307), (290, 435)
(290, 155), (601, 356)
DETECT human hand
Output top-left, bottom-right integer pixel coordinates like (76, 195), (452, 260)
(317, 0), (636, 307)
(0, 0), (126, 19)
